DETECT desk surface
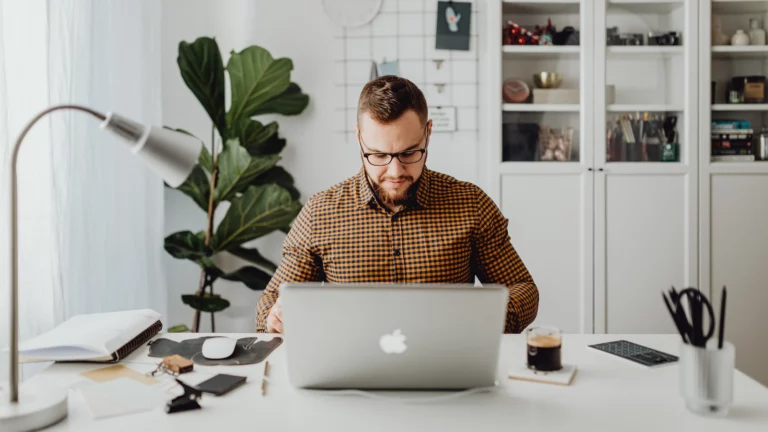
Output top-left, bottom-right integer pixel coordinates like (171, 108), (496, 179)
(28, 333), (768, 432)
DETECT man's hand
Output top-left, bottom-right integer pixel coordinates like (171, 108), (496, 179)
(266, 297), (283, 333)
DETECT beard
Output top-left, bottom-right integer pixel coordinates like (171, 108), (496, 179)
(368, 173), (419, 208)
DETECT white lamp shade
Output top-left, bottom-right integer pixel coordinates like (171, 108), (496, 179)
(134, 126), (203, 187)
(100, 113), (202, 187)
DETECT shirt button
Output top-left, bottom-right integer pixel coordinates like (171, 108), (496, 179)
(393, 249), (400, 256)
(391, 214), (398, 222)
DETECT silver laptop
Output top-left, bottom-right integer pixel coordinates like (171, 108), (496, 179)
(280, 283), (507, 390)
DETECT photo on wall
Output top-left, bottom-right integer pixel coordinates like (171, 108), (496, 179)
(436, 1), (472, 51)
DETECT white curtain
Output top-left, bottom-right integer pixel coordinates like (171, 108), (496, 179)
(0, 0), (167, 381)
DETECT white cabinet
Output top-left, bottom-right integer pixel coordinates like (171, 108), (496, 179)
(488, 0), (596, 333)
(593, 0), (699, 334)
(485, 0), (698, 334)
(698, 0), (768, 386)
(499, 168), (593, 334)
(595, 172), (694, 334)
(482, 0), (768, 386)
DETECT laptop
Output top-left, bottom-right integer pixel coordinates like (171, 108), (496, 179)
(280, 282), (507, 390)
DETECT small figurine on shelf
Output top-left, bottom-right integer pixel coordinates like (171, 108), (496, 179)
(553, 26), (579, 46)
(535, 18), (556, 45)
(711, 15), (730, 46)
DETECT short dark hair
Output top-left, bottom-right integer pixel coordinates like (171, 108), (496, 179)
(357, 75), (428, 126)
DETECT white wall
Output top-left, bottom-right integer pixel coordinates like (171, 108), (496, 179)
(161, 0), (484, 331)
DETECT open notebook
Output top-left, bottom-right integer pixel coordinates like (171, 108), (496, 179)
(18, 309), (162, 363)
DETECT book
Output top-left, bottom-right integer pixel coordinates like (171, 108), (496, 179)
(712, 155), (756, 162)
(712, 148), (754, 156)
(18, 309), (162, 363)
(712, 120), (751, 130)
(711, 130), (753, 140)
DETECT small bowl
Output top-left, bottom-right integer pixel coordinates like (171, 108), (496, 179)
(533, 72), (562, 89)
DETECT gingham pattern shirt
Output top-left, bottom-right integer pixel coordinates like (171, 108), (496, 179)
(255, 168), (539, 333)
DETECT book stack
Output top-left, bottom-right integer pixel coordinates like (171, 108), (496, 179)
(712, 120), (755, 162)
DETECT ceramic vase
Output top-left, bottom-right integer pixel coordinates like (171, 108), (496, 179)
(732, 29), (751, 46)
(749, 19), (766, 45)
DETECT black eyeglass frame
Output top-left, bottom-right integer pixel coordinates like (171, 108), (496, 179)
(358, 123), (430, 166)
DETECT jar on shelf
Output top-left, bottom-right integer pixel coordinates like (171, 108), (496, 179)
(749, 18), (766, 45)
(732, 76), (766, 103)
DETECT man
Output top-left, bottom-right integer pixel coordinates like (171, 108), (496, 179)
(255, 75), (538, 333)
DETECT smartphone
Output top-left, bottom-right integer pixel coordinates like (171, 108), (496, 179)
(195, 373), (247, 396)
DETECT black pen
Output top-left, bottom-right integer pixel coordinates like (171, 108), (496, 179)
(718, 286), (727, 349)
(669, 286), (679, 305)
(662, 292), (688, 344)
(691, 291), (703, 347)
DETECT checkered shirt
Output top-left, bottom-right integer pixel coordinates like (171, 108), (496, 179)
(255, 167), (538, 333)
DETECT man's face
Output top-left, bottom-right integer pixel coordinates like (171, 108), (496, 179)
(356, 110), (431, 208)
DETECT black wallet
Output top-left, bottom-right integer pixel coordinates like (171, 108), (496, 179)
(195, 373), (247, 396)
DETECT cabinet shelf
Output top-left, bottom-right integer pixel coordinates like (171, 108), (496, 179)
(709, 162), (768, 174)
(502, 45), (580, 58)
(498, 162), (583, 175)
(608, 104), (683, 112)
(607, 46), (683, 56)
(712, 0), (768, 15)
(712, 104), (768, 111)
(608, 0), (684, 14)
(712, 46), (768, 59)
(503, 103), (580, 112)
(502, 0), (580, 15)
(602, 162), (690, 175)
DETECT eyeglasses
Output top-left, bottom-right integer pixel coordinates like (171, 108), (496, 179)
(358, 126), (429, 167)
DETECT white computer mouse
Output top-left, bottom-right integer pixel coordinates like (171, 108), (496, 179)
(201, 337), (237, 359)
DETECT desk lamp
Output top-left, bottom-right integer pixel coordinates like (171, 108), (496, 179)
(0, 104), (202, 431)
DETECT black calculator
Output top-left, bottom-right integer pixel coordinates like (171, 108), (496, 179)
(588, 340), (678, 367)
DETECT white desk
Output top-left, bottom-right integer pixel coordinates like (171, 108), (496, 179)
(28, 333), (768, 431)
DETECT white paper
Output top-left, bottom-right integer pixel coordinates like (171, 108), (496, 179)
(508, 364), (577, 386)
(78, 377), (167, 419)
(428, 106), (457, 132)
(18, 309), (160, 361)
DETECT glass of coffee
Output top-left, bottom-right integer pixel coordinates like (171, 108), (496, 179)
(526, 326), (562, 372)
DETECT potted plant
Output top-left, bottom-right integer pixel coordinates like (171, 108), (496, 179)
(164, 36), (309, 332)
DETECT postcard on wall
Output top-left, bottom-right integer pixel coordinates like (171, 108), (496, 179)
(436, 1), (472, 51)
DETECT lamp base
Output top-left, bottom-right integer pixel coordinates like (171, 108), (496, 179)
(0, 381), (68, 432)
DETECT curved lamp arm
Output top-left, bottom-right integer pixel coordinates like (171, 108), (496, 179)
(7, 104), (201, 403)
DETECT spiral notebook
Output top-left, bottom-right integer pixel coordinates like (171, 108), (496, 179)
(18, 309), (163, 363)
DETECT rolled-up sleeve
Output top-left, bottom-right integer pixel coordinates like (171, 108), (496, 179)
(255, 195), (324, 332)
(471, 187), (539, 333)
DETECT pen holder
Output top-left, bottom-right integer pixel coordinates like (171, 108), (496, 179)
(679, 341), (735, 417)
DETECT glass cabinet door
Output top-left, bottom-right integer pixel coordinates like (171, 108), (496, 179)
(710, 0), (768, 164)
(597, 0), (692, 164)
(500, 1), (585, 164)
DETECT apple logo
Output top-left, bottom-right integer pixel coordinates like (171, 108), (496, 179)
(379, 329), (407, 354)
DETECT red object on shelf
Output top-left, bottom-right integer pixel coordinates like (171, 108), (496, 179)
(502, 19), (554, 45)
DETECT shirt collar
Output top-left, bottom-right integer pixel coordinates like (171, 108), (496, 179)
(356, 167), (431, 210)
(414, 167), (431, 209)
(356, 168), (375, 208)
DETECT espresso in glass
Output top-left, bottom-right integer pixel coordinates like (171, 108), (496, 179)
(526, 326), (562, 372)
